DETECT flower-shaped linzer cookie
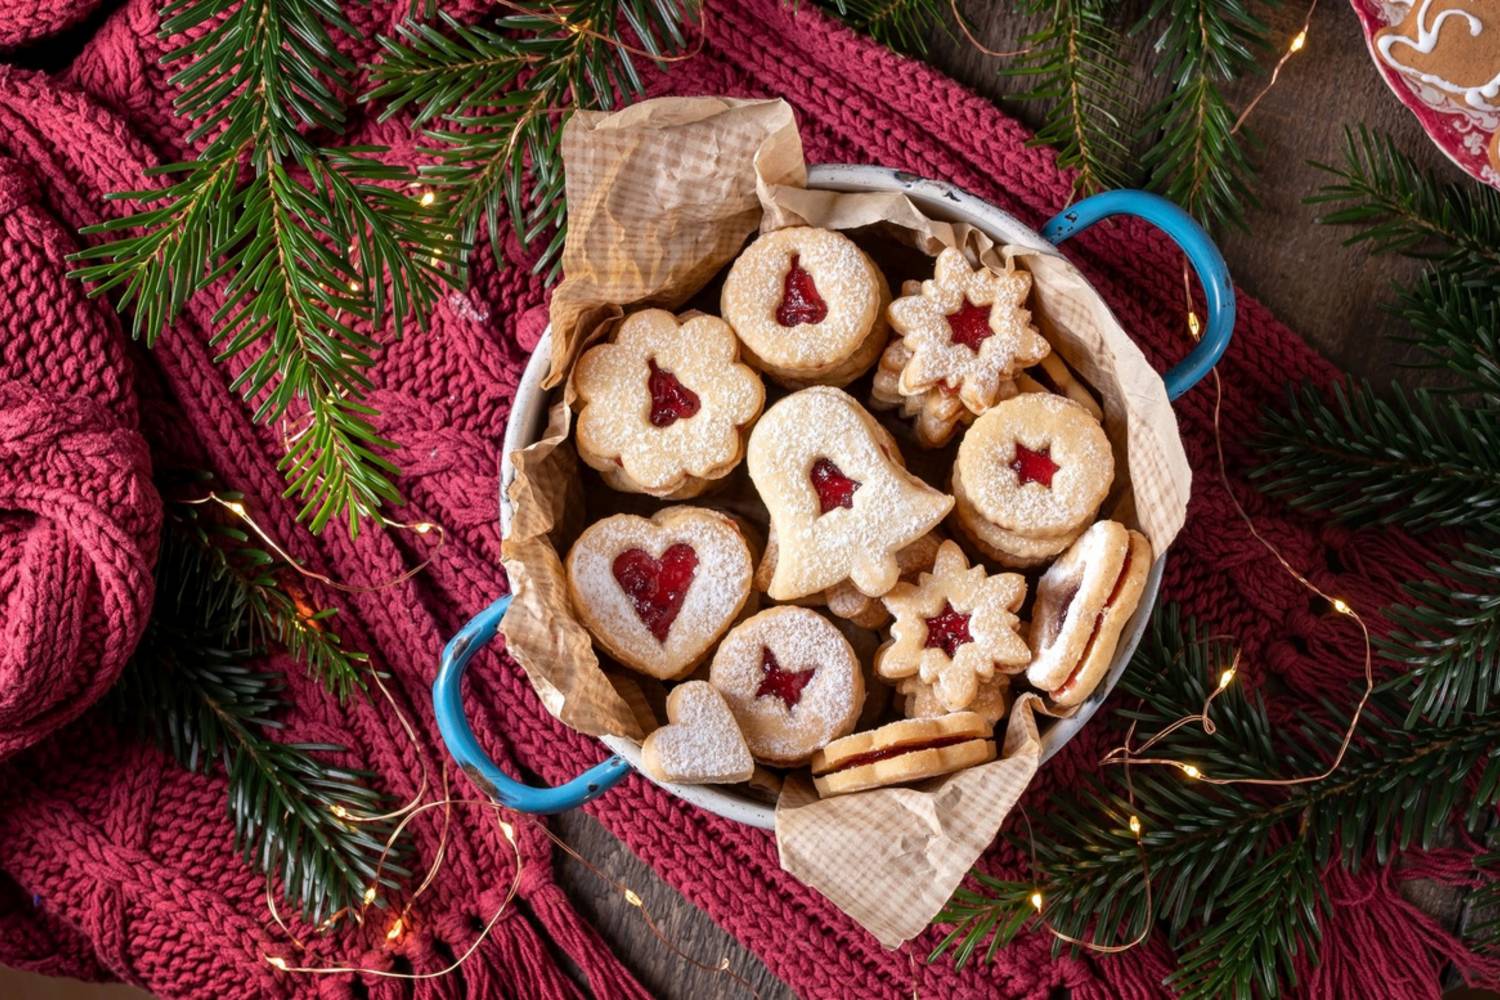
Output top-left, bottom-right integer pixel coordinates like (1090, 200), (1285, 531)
(888, 248), (1049, 415)
(574, 309), (765, 497)
(877, 540), (1030, 712)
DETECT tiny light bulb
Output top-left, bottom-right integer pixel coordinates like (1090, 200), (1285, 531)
(414, 522), (434, 535)
(499, 820), (516, 843)
(267, 956), (289, 971)
(362, 886), (378, 906)
(1217, 668), (1235, 691)
(1129, 815), (1142, 836)
(624, 889), (643, 908)
(1331, 597), (1352, 615)
(386, 917), (405, 941)
(1183, 764), (1202, 780)
(1289, 30), (1306, 53)
(1029, 890), (1044, 911)
(348, 280), (362, 293)
(330, 803), (348, 819)
(420, 190), (436, 207)
(1187, 311), (1202, 339)
(226, 500), (247, 517)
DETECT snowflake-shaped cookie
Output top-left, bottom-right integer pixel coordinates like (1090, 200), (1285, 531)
(876, 539), (1031, 712)
(574, 309), (765, 496)
(887, 248), (1049, 415)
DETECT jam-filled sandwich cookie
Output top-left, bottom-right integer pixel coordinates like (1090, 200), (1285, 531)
(885, 248), (1049, 418)
(869, 283), (990, 447)
(748, 387), (953, 601)
(810, 712), (996, 797)
(709, 606), (864, 766)
(566, 507), (754, 680)
(952, 393), (1113, 567)
(875, 541), (1030, 713)
(1027, 520), (1152, 708)
(754, 525), (943, 629)
(900, 673), (1009, 725)
(640, 682), (755, 785)
(574, 309), (765, 498)
(721, 227), (889, 388)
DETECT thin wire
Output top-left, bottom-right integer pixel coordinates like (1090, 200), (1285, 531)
(1019, 805), (1154, 954)
(1231, 0), (1317, 136)
(950, 0), (1033, 58)
(494, 0), (709, 64)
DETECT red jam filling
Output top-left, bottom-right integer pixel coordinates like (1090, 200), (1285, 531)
(923, 602), (974, 657)
(810, 457), (861, 513)
(755, 647), (816, 710)
(946, 300), (994, 353)
(827, 734), (975, 773)
(646, 359), (700, 428)
(611, 543), (698, 642)
(776, 254), (829, 327)
(1048, 583), (1079, 644)
(1011, 442), (1059, 488)
(1053, 546), (1134, 699)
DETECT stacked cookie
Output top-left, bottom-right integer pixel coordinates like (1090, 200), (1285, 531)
(557, 227), (1154, 797)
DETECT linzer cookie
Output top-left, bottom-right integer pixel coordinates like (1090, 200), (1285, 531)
(565, 507), (754, 680)
(900, 673), (1009, 725)
(1027, 521), (1152, 708)
(755, 525), (943, 628)
(574, 309), (765, 497)
(709, 606), (864, 766)
(721, 227), (889, 387)
(1017, 352), (1102, 422)
(875, 540), (1029, 713)
(952, 393), (1113, 567)
(640, 681), (755, 785)
(886, 247), (1049, 416)
(810, 712), (996, 797)
(747, 387), (953, 601)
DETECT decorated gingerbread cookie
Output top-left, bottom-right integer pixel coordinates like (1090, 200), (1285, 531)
(1378, 2), (1500, 114)
(810, 712), (996, 797)
(952, 393), (1113, 567)
(1027, 521), (1152, 708)
(886, 247), (1049, 415)
(641, 682), (755, 785)
(566, 507), (754, 680)
(747, 387), (953, 601)
(709, 606), (864, 766)
(574, 309), (765, 497)
(875, 540), (1030, 713)
(900, 673), (1010, 725)
(720, 227), (889, 387)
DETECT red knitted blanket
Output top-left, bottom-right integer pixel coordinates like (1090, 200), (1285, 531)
(0, 1), (1492, 997)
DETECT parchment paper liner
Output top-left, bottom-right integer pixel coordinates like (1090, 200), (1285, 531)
(499, 96), (1190, 947)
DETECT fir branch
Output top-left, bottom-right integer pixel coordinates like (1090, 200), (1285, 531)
(1136, 0), (1273, 229)
(115, 515), (405, 923)
(1394, 270), (1500, 399)
(931, 605), (1500, 997)
(813, 0), (946, 56)
(69, 0), (458, 534)
(1309, 126), (1500, 278)
(365, 2), (700, 282)
(1003, 0), (1137, 195)
(1252, 381), (1500, 532)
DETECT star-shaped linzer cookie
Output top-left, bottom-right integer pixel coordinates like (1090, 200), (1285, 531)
(887, 248), (1050, 416)
(876, 540), (1031, 713)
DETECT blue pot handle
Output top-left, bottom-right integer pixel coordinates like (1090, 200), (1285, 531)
(434, 595), (632, 813)
(1041, 190), (1235, 400)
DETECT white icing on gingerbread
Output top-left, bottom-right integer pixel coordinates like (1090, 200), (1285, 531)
(747, 387), (953, 600)
(574, 309), (764, 495)
(1378, 0), (1500, 111)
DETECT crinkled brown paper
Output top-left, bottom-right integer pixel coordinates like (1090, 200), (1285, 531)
(499, 96), (1189, 948)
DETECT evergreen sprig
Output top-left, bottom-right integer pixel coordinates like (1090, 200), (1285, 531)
(1135, 0), (1273, 229)
(69, 0), (458, 535)
(931, 606), (1500, 998)
(813, 0), (947, 56)
(365, 2), (700, 283)
(1002, 0), (1137, 195)
(1395, 271), (1500, 398)
(114, 510), (406, 923)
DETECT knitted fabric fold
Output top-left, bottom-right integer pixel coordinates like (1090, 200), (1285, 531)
(0, 1), (1489, 998)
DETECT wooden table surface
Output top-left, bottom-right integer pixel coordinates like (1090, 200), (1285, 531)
(550, 4), (1476, 999)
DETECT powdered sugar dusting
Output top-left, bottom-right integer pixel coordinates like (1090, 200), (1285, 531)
(567, 508), (753, 678)
(642, 681), (754, 784)
(709, 607), (862, 764)
(1026, 521), (1127, 689)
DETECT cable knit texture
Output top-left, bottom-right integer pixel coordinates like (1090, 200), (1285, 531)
(0, 1), (1494, 998)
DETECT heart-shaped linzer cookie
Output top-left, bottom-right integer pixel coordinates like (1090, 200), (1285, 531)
(641, 681), (755, 785)
(566, 507), (754, 680)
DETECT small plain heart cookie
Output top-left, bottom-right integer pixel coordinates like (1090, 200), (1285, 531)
(565, 507), (754, 680)
(641, 682), (755, 785)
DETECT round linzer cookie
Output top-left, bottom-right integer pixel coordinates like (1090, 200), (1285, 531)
(566, 507), (754, 680)
(875, 540), (1030, 713)
(574, 309), (765, 497)
(810, 712), (996, 797)
(900, 673), (1010, 725)
(886, 247), (1049, 415)
(720, 227), (889, 388)
(952, 393), (1113, 567)
(1027, 521), (1153, 708)
(708, 606), (864, 766)
(747, 387), (954, 601)
(640, 681), (755, 785)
